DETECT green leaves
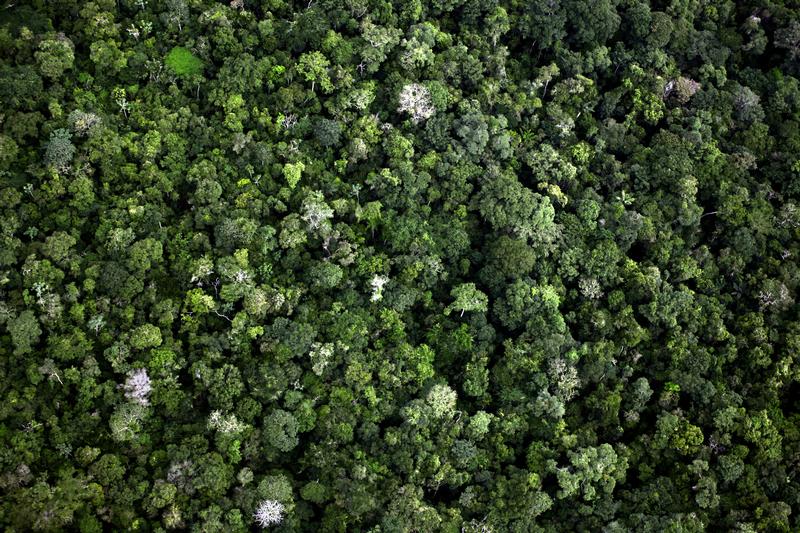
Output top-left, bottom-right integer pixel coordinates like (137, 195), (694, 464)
(654, 413), (704, 456)
(445, 283), (488, 317)
(35, 35), (74, 79)
(477, 169), (557, 246)
(2, 1), (799, 531)
(264, 409), (299, 452)
(8, 310), (41, 355)
(164, 46), (204, 77)
(129, 324), (162, 350)
(296, 51), (333, 93)
(44, 128), (75, 172)
(283, 161), (304, 190)
(556, 444), (627, 501)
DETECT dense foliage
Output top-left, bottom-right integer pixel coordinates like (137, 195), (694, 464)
(1, 0), (800, 531)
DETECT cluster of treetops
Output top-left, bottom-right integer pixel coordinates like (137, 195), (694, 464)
(1, 0), (800, 531)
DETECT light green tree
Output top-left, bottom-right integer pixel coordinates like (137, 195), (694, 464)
(445, 283), (489, 317)
(297, 51), (333, 93)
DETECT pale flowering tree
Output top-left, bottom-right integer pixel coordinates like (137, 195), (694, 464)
(398, 83), (434, 123)
(189, 256), (215, 285)
(87, 314), (106, 334)
(370, 274), (389, 302)
(109, 402), (146, 442)
(758, 280), (793, 311)
(426, 383), (457, 418)
(233, 269), (251, 284)
(124, 368), (152, 406)
(254, 500), (285, 528)
(68, 110), (102, 137)
(301, 191), (335, 234)
(207, 410), (246, 434)
(309, 342), (334, 376)
(578, 278), (603, 300)
(548, 358), (580, 402)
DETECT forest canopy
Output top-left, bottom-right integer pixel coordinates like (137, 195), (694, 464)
(1, 0), (800, 531)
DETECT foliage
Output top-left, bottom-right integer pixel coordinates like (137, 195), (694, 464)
(1, 0), (800, 531)
(165, 46), (203, 77)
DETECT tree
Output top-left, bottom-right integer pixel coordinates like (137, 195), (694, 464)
(264, 409), (299, 452)
(35, 34), (74, 79)
(556, 444), (628, 501)
(525, 144), (577, 192)
(44, 128), (75, 172)
(565, 0), (620, 48)
(89, 39), (129, 75)
(301, 191), (335, 235)
(426, 383), (457, 418)
(775, 20), (800, 61)
(0, 134), (18, 171)
(254, 500), (285, 528)
(486, 7), (511, 46)
(297, 51), (333, 93)
(283, 161), (304, 190)
(123, 368), (152, 406)
(109, 402), (146, 442)
(129, 324), (162, 349)
(397, 83), (435, 123)
(314, 117), (342, 147)
(477, 168), (558, 246)
(162, 0), (189, 32)
(732, 84), (764, 125)
(360, 20), (402, 72)
(522, 0), (567, 51)
(445, 283), (488, 316)
(455, 108), (488, 155)
(8, 310), (42, 355)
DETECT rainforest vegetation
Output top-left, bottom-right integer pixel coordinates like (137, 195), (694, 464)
(1, 0), (800, 531)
